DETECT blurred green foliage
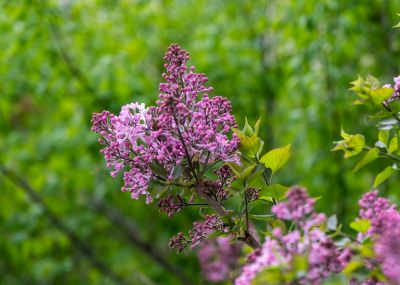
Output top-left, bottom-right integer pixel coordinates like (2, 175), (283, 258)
(1, 0), (400, 284)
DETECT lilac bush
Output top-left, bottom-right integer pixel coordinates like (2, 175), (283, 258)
(92, 44), (400, 284)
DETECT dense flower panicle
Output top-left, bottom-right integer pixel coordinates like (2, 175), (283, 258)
(169, 232), (189, 253)
(355, 191), (400, 284)
(92, 44), (239, 202)
(358, 191), (394, 221)
(272, 186), (315, 223)
(190, 215), (224, 248)
(197, 236), (242, 283)
(236, 187), (347, 285)
(235, 237), (287, 285)
(245, 188), (260, 202)
(375, 218), (400, 283)
(169, 214), (225, 252)
(157, 194), (185, 217)
(350, 279), (387, 285)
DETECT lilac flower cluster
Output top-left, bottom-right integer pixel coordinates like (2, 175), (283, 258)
(235, 187), (348, 285)
(197, 236), (242, 283)
(245, 187), (260, 202)
(356, 191), (400, 283)
(169, 214), (225, 252)
(92, 45), (239, 203)
(157, 194), (185, 217)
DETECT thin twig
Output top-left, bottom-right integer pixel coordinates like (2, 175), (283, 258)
(91, 199), (197, 285)
(0, 164), (131, 285)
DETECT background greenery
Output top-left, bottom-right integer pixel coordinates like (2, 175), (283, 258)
(1, 0), (400, 284)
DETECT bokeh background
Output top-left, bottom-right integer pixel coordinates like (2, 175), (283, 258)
(2, 0), (400, 284)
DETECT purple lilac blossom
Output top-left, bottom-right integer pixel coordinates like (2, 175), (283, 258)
(169, 214), (225, 252)
(92, 44), (239, 203)
(356, 191), (400, 284)
(235, 187), (348, 285)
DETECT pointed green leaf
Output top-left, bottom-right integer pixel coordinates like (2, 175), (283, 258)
(241, 164), (256, 180)
(254, 117), (262, 136)
(389, 137), (398, 154)
(378, 130), (389, 147)
(239, 135), (264, 158)
(373, 165), (396, 187)
(353, 147), (379, 172)
(260, 184), (289, 201)
(249, 214), (274, 221)
(350, 219), (371, 234)
(343, 260), (364, 276)
(243, 117), (254, 136)
(260, 144), (291, 174)
(226, 162), (242, 178)
(370, 87), (394, 105)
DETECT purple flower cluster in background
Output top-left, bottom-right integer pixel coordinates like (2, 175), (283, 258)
(235, 187), (348, 285)
(91, 44), (239, 203)
(197, 236), (242, 283)
(356, 191), (400, 284)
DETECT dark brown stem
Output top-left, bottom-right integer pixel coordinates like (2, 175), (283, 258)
(195, 184), (261, 249)
(382, 102), (400, 125)
(172, 113), (199, 181)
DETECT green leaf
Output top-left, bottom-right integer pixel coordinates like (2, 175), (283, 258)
(226, 162), (242, 178)
(378, 130), (389, 147)
(353, 147), (379, 172)
(350, 219), (371, 234)
(349, 75), (393, 105)
(260, 144), (291, 174)
(373, 165), (396, 187)
(252, 267), (283, 284)
(241, 164), (256, 180)
(243, 117), (254, 137)
(292, 255), (308, 278)
(389, 137), (398, 154)
(343, 260), (364, 276)
(332, 128), (365, 158)
(249, 214), (274, 221)
(260, 184), (289, 201)
(370, 87), (394, 105)
(367, 111), (395, 121)
(239, 135), (264, 158)
(254, 117), (262, 136)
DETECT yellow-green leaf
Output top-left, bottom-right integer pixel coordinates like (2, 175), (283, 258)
(370, 87), (394, 105)
(378, 130), (389, 147)
(353, 147), (379, 172)
(254, 117), (262, 136)
(389, 137), (398, 154)
(373, 165), (396, 187)
(333, 129), (365, 158)
(260, 144), (291, 174)
(350, 219), (371, 234)
(343, 260), (364, 276)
